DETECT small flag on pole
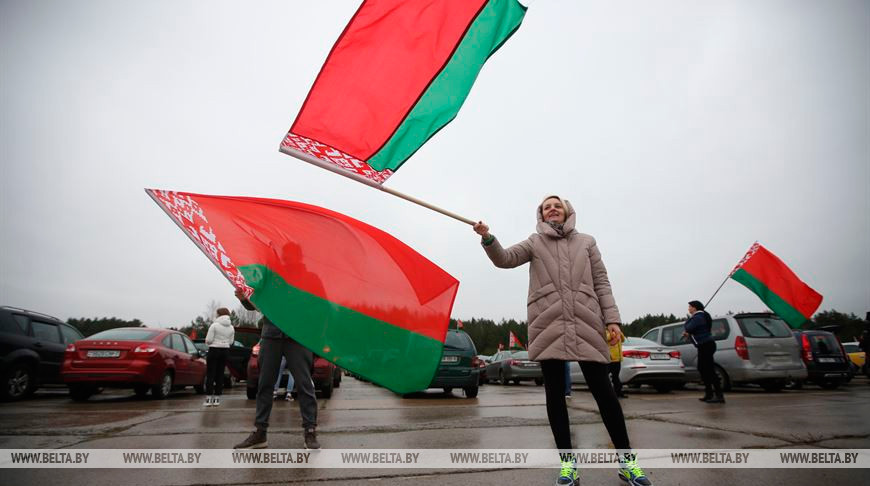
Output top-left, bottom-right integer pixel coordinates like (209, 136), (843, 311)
(730, 243), (823, 328)
(509, 330), (525, 350)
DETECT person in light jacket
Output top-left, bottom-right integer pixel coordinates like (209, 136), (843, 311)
(473, 195), (652, 486)
(204, 307), (234, 407)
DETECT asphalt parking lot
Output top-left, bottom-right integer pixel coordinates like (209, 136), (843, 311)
(1, 375), (868, 485)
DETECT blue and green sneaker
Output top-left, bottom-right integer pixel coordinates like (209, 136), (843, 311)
(618, 455), (652, 486)
(556, 458), (578, 486)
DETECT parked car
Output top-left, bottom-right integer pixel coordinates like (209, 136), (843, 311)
(0, 306), (84, 400)
(790, 330), (851, 389)
(569, 337), (686, 392)
(245, 341), (339, 399)
(475, 354), (491, 385)
(841, 342), (866, 375)
(191, 326), (259, 387)
(642, 312), (806, 392)
(484, 349), (542, 385)
(426, 329), (480, 397)
(61, 327), (207, 400)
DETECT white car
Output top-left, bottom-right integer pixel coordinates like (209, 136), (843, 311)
(570, 337), (686, 392)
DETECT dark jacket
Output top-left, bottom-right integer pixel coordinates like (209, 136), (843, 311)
(684, 311), (714, 346)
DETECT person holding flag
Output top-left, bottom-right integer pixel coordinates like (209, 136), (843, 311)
(473, 195), (652, 486)
(682, 300), (724, 404)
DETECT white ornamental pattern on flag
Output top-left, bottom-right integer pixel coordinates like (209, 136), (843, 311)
(148, 190), (253, 298)
(280, 132), (393, 184)
(730, 241), (761, 276)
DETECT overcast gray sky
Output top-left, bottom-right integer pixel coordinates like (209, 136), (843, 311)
(1, 0), (868, 328)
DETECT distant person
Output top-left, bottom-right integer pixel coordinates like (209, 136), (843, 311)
(204, 307), (234, 407)
(683, 300), (724, 404)
(473, 195), (652, 486)
(274, 356), (295, 401)
(607, 328), (627, 398)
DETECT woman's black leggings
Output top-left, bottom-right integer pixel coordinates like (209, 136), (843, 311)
(541, 360), (631, 451)
(206, 347), (229, 396)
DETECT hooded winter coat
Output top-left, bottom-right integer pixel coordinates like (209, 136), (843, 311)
(482, 198), (621, 363)
(205, 315), (235, 348)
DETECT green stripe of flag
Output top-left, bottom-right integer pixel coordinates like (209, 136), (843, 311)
(366, 0), (526, 172)
(240, 264), (444, 394)
(731, 268), (809, 328)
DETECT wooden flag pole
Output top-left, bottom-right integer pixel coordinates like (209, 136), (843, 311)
(704, 273), (732, 310)
(280, 146), (476, 225)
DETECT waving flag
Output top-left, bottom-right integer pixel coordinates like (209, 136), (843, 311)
(146, 189), (459, 393)
(281, 0), (527, 183)
(509, 330), (525, 350)
(730, 243), (823, 328)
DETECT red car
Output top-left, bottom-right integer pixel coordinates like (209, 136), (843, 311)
(61, 327), (207, 401)
(245, 342), (341, 399)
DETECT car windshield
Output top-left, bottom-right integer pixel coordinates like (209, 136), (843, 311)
(624, 337), (659, 347)
(843, 343), (860, 353)
(87, 329), (160, 341)
(509, 351), (529, 360)
(736, 316), (791, 338)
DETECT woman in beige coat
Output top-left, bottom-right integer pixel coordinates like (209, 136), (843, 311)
(473, 195), (651, 486)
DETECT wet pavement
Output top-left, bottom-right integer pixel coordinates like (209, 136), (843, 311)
(2, 375), (869, 485)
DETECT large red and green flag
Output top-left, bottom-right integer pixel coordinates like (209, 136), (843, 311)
(280, 0), (527, 183)
(146, 189), (459, 393)
(730, 243), (823, 328)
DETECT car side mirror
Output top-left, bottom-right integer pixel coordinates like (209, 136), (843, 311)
(198, 350), (207, 358)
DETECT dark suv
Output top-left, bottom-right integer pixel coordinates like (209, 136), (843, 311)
(427, 329), (480, 398)
(791, 329), (851, 389)
(0, 306), (84, 400)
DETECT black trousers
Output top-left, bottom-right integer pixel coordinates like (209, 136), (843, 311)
(608, 361), (623, 396)
(542, 360), (631, 451)
(696, 341), (721, 393)
(206, 347), (229, 396)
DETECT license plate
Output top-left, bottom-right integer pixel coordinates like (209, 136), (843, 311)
(87, 350), (120, 358)
(650, 353), (669, 360)
(523, 362), (539, 368)
(441, 356), (459, 364)
(818, 357), (837, 363)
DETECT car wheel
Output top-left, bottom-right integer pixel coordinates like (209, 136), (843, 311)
(134, 385), (150, 398)
(499, 370), (509, 386)
(463, 385), (479, 398)
(151, 372), (173, 399)
(534, 378), (543, 386)
(820, 381), (840, 390)
(785, 378), (803, 390)
(653, 384), (673, 393)
(2, 363), (35, 401)
(194, 375), (206, 394)
(714, 366), (731, 392)
(320, 376), (334, 399)
(443, 387), (453, 394)
(68, 384), (95, 402)
(246, 386), (257, 400)
(333, 372), (341, 388)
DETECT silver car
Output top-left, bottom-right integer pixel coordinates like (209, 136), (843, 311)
(484, 350), (543, 385)
(569, 337), (686, 392)
(641, 312), (807, 391)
